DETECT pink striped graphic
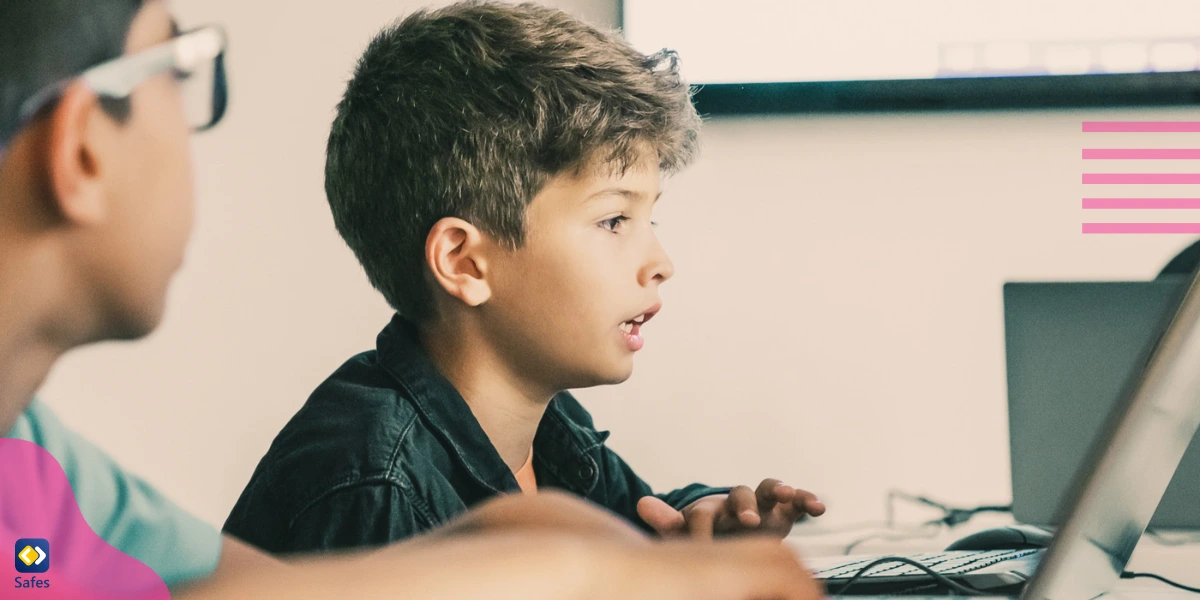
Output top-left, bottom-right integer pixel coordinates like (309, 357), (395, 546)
(1083, 198), (1200, 209)
(1083, 173), (1200, 184)
(1083, 223), (1200, 234)
(1083, 149), (1200, 159)
(1083, 122), (1200, 133)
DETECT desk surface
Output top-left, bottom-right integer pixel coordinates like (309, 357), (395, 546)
(785, 515), (1200, 599)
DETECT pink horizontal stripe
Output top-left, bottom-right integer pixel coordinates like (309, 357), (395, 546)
(1083, 198), (1200, 209)
(1083, 223), (1200, 234)
(1083, 149), (1200, 159)
(1083, 173), (1200, 184)
(1083, 122), (1200, 133)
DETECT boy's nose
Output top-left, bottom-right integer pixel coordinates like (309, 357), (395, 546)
(639, 237), (674, 286)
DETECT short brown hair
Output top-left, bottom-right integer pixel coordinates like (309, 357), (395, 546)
(325, 1), (701, 321)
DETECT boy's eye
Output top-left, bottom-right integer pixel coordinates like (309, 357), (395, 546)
(599, 215), (629, 233)
(172, 67), (194, 82)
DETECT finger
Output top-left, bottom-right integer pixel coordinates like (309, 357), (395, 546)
(687, 500), (719, 540)
(726, 486), (761, 528)
(757, 502), (801, 538)
(773, 483), (797, 505)
(755, 478), (788, 512)
(637, 496), (687, 537)
(791, 490), (827, 517)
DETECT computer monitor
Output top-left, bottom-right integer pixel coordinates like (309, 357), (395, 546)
(1003, 279), (1200, 529)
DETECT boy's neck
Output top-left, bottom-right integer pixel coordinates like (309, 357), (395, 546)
(418, 319), (556, 474)
(0, 340), (59, 433)
(0, 248), (76, 432)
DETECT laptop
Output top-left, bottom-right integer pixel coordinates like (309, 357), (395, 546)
(807, 273), (1200, 597)
(1005, 279), (1200, 529)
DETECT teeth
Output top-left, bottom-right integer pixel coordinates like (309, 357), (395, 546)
(633, 315), (646, 324)
(620, 322), (633, 334)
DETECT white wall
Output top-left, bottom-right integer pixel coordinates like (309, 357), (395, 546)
(38, 0), (1197, 528)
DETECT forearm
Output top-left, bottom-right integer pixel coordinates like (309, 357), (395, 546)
(175, 519), (822, 600)
(174, 533), (597, 600)
(175, 495), (636, 599)
(429, 490), (648, 544)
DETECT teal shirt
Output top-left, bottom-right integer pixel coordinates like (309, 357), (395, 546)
(4, 400), (222, 586)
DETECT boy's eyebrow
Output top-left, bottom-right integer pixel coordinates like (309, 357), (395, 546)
(585, 188), (664, 203)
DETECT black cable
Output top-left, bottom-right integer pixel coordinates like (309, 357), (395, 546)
(843, 491), (1013, 555)
(829, 560), (1200, 598)
(829, 556), (987, 598)
(829, 491), (1198, 595)
(1122, 572), (1200, 593)
(885, 490), (1012, 529)
(939, 504), (1013, 528)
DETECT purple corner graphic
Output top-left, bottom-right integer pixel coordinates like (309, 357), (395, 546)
(1082, 121), (1200, 234)
(1, 439), (170, 599)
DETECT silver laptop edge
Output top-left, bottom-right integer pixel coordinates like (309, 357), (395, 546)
(1023, 271), (1200, 600)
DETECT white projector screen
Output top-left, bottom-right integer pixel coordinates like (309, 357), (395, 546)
(621, 1), (1200, 112)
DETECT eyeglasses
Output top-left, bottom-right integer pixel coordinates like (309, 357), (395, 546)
(6, 25), (227, 152)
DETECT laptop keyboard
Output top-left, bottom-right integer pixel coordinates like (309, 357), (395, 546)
(812, 549), (1041, 580)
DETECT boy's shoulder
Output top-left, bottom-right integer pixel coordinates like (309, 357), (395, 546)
(227, 314), (506, 510)
(223, 331), (452, 550)
(279, 346), (424, 471)
(239, 345), (428, 501)
(259, 314), (451, 483)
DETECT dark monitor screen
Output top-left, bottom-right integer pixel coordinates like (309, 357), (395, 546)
(1003, 279), (1200, 529)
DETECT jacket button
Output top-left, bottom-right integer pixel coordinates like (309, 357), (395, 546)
(578, 464), (595, 480)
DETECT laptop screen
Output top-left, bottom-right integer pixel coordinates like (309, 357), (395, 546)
(1018, 274), (1200, 600)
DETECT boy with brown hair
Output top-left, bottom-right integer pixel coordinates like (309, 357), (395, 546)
(0, 0), (820, 597)
(225, 0), (825, 553)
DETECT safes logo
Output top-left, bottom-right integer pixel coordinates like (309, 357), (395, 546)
(14, 539), (48, 574)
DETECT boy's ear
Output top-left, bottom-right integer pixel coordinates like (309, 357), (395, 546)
(425, 217), (493, 308)
(42, 81), (108, 225)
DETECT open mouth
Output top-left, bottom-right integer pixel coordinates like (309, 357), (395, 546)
(619, 304), (660, 351)
(619, 312), (653, 334)
(620, 305), (659, 333)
